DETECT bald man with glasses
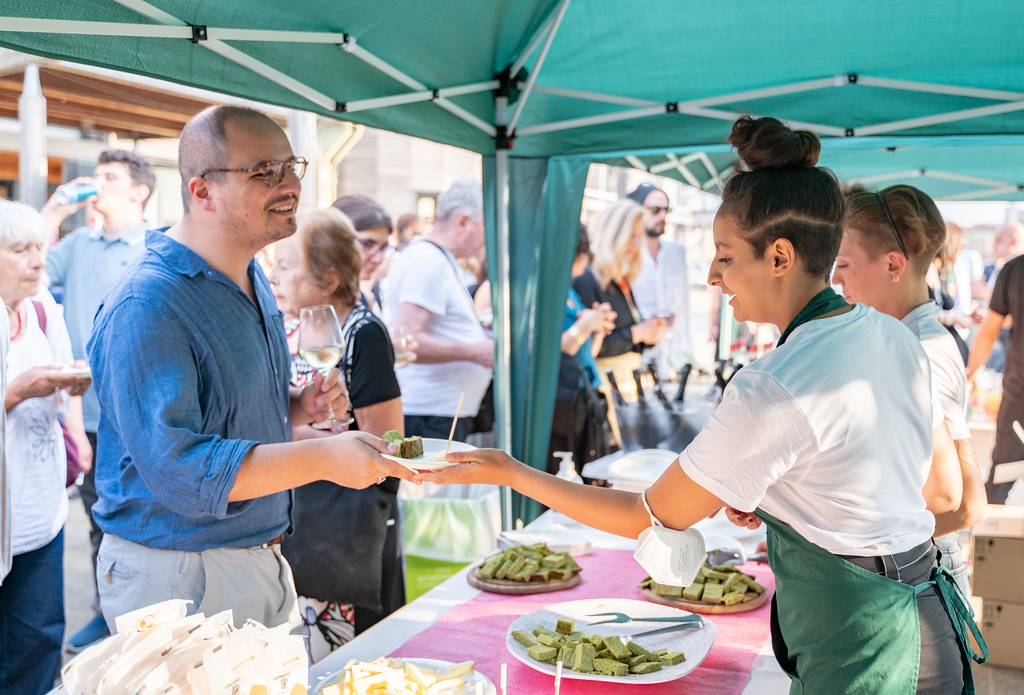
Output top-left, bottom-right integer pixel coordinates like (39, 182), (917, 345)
(86, 106), (414, 631)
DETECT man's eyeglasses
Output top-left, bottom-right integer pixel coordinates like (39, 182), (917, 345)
(645, 205), (671, 215)
(200, 156), (308, 187)
(875, 191), (910, 259)
(357, 238), (388, 256)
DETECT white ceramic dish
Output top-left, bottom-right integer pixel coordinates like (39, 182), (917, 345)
(505, 597), (715, 685)
(56, 366), (92, 378)
(309, 657), (496, 695)
(607, 449), (680, 485)
(382, 438), (477, 471)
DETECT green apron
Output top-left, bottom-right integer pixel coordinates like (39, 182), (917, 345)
(756, 509), (988, 694)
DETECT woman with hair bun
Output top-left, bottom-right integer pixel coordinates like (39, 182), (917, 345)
(834, 185), (988, 601)
(418, 116), (985, 693)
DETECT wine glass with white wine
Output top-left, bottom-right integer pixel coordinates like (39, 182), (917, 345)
(298, 305), (352, 430)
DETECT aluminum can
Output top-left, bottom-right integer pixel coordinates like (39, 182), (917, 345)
(53, 183), (98, 205)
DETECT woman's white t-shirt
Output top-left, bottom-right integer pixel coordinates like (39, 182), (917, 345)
(680, 304), (939, 556)
(901, 302), (970, 440)
(6, 297), (71, 555)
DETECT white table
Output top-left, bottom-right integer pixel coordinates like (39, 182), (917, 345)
(309, 511), (789, 693)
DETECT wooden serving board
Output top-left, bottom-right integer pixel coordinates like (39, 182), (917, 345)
(642, 586), (770, 614)
(467, 566), (581, 595)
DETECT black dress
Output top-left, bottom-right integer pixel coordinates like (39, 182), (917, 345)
(572, 268), (650, 357)
(281, 302), (405, 640)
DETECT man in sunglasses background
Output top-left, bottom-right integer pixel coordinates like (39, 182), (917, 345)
(627, 182), (693, 374)
(85, 105), (415, 633)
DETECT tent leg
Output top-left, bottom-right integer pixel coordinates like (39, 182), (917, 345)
(494, 145), (514, 532)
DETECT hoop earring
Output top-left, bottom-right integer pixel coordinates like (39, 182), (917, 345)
(890, 275), (900, 283)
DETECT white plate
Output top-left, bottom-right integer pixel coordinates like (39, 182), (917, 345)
(506, 597), (716, 685)
(382, 438), (477, 471)
(607, 449), (680, 484)
(310, 657), (496, 695)
(57, 366), (91, 378)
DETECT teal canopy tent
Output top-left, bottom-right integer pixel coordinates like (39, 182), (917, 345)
(4, 0), (1024, 523)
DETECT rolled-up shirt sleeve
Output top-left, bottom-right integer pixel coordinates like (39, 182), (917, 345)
(90, 296), (257, 519)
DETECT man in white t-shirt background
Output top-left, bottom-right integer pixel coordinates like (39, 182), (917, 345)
(627, 183), (692, 372)
(388, 181), (493, 441)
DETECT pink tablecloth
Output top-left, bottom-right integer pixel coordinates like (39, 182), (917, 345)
(390, 549), (775, 694)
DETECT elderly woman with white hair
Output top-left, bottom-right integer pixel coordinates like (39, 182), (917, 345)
(0, 201), (91, 695)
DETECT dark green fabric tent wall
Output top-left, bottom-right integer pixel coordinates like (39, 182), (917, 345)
(4, 0), (1024, 524)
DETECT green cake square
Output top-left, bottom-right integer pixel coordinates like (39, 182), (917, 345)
(722, 571), (745, 592)
(740, 574), (767, 593)
(702, 583), (725, 603)
(721, 590), (749, 606)
(527, 644), (557, 661)
(660, 651), (686, 666)
(586, 634), (605, 650)
(682, 582), (705, 601)
(536, 632), (561, 648)
(653, 581), (684, 597)
(593, 658), (628, 676)
(512, 630), (537, 648)
(603, 635), (631, 661)
(532, 625), (555, 637)
(494, 557), (516, 580)
(627, 640), (656, 661)
(628, 654), (647, 668)
(557, 645), (573, 666)
(567, 631), (585, 643)
(629, 661), (663, 674)
(555, 617), (575, 635)
(651, 648), (668, 657)
(570, 643), (596, 673)
(399, 435), (423, 458)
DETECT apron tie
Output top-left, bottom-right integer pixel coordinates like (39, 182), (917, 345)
(915, 565), (989, 665)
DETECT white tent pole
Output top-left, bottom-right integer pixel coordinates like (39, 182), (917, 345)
(508, 0), (572, 133)
(848, 170), (925, 185)
(925, 170), (1015, 188)
(528, 84), (661, 107)
(667, 153), (703, 188)
(344, 80), (499, 113)
(108, 0), (337, 111)
(625, 155), (648, 171)
(516, 105), (665, 136)
(18, 63), (47, 211)
(509, 10), (558, 79)
(856, 76), (1024, 102)
(493, 90), (514, 531)
(856, 100), (1024, 137)
(939, 185), (1021, 201)
(1, 17), (190, 37)
(698, 152), (719, 181)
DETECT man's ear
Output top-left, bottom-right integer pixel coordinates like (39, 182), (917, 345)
(770, 238), (796, 277)
(132, 183), (151, 207)
(187, 177), (216, 212)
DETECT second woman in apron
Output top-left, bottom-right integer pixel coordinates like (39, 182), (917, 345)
(420, 115), (986, 694)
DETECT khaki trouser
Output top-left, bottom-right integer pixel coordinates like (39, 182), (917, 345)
(96, 534), (301, 632)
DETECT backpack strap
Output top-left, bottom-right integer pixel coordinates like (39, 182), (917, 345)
(31, 300), (46, 335)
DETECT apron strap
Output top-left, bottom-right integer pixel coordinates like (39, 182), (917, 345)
(915, 565), (989, 666)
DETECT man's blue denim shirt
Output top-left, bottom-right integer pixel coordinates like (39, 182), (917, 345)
(88, 229), (293, 551)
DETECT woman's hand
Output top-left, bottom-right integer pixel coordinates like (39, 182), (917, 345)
(6, 366), (68, 411)
(630, 317), (669, 345)
(318, 431), (417, 489)
(723, 506), (762, 530)
(413, 447), (525, 487)
(296, 368), (350, 426)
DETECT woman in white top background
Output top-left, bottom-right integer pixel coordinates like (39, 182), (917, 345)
(833, 184), (987, 598)
(419, 116), (983, 694)
(0, 201), (92, 695)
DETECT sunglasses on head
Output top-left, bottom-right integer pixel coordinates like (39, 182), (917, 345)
(645, 205), (671, 215)
(200, 156), (308, 187)
(876, 191), (910, 259)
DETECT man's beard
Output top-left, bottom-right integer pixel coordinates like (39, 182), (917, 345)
(645, 226), (665, 238)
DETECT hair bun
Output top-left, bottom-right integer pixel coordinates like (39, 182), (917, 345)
(728, 115), (821, 171)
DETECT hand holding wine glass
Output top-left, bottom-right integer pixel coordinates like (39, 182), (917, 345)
(298, 305), (353, 429)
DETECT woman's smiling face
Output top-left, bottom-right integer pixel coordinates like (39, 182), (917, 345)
(707, 213), (776, 324)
